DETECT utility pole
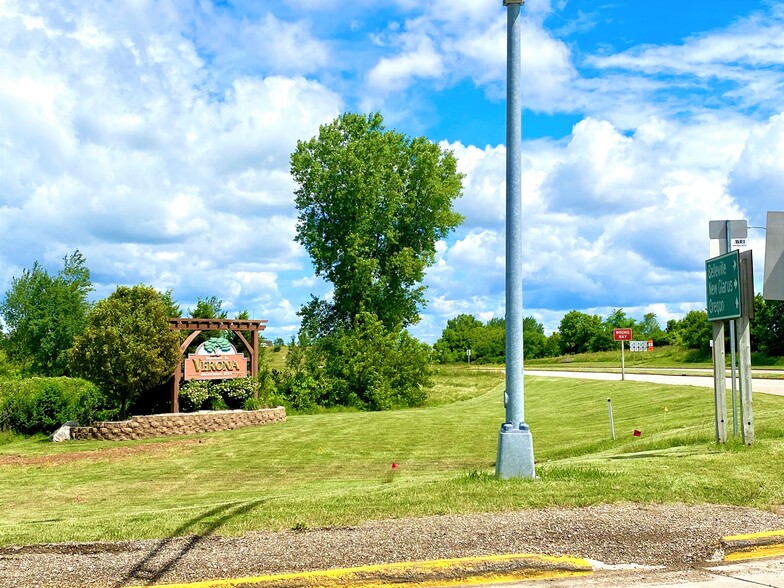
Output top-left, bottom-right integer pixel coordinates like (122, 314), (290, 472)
(496, 0), (535, 479)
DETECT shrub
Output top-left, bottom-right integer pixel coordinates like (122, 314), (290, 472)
(179, 375), (283, 412)
(243, 397), (264, 411)
(0, 348), (20, 378)
(274, 313), (431, 412)
(320, 313), (431, 410)
(178, 380), (214, 412)
(212, 378), (257, 408)
(69, 284), (180, 418)
(0, 377), (110, 435)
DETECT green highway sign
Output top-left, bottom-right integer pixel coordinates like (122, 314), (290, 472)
(706, 250), (741, 321)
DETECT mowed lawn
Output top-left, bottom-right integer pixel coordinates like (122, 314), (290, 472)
(2, 366), (784, 547)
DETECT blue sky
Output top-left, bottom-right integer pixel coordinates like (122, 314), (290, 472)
(1, 0), (783, 343)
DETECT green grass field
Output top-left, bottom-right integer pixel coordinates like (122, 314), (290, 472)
(526, 345), (712, 368)
(2, 365), (784, 547)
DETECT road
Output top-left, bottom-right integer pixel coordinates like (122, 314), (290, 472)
(525, 369), (784, 396)
(496, 555), (784, 587)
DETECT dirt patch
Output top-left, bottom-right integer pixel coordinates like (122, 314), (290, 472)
(0, 437), (211, 467)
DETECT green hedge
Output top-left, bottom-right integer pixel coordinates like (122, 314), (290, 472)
(0, 377), (111, 435)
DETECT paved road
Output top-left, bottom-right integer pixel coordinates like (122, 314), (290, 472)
(525, 369), (784, 396)
(497, 555), (784, 587)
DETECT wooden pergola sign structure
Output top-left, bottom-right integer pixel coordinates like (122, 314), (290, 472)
(169, 318), (268, 413)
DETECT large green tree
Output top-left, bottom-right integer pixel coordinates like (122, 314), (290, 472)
(433, 314), (483, 363)
(69, 285), (180, 417)
(675, 310), (712, 353)
(752, 296), (784, 356)
(434, 314), (550, 363)
(189, 296), (227, 320)
(604, 308), (635, 329)
(558, 310), (610, 354)
(522, 316), (548, 360)
(0, 250), (91, 376)
(474, 317), (506, 363)
(291, 112), (464, 335)
(158, 289), (182, 318)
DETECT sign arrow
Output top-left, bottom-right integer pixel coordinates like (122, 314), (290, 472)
(706, 250), (742, 321)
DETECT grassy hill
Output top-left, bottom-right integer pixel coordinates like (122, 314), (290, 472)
(1, 365), (783, 547)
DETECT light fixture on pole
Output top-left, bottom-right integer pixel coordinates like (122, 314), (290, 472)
(496, 0), (535, 479)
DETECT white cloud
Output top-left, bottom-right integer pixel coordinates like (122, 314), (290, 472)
(363, 1), (576, 110)
(590, 9), (784, 75)
(728, 112), (784, 224)
(367, 42), (443, 92)
(194, 9), (330, 77)
(449, 230), (504, 271)
(586, 6), (784, 113)
(449, 142), (506, 227)
(424, 107), (760, 328)
(292, 275), (319, 288)
(541, 117), (670, 215)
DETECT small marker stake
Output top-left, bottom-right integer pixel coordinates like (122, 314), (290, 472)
(607, 398), (615, 440)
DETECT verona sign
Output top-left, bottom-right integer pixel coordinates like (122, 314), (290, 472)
(184, 337), (247, 381)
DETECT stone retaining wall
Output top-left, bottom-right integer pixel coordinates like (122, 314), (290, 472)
(71, 407), (286, 441)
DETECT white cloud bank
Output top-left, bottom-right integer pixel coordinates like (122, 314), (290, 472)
(0, 0), (342, 338)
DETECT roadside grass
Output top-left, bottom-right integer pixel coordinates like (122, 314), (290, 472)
(1, 368), (784, 547)
(424, 365), (504, 405)
(526, 345), (713, 369)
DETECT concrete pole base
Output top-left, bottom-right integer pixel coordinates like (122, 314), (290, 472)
(496, 423), (535, 479)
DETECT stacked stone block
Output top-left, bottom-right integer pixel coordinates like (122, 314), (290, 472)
(71, 407), (286, 441)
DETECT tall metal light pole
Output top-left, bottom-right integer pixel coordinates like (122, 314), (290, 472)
(496, 0), (535, 479)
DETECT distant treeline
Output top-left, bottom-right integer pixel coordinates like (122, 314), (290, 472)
(433, 298), (784, 364)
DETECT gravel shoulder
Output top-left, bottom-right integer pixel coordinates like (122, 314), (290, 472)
(1, 503), (783, 587)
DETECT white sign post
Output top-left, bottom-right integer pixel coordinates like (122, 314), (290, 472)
(613, 329), (633, 381)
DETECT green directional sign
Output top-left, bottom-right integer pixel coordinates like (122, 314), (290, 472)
(706, 250), (741, 321)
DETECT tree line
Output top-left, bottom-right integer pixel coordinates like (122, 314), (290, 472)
(434, 302), (784, 364)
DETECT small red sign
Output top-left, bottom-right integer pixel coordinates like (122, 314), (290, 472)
(613, 328), (633, 341)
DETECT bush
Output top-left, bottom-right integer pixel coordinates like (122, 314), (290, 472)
(0, 348), (20, 378)
(69, 284), (180, 418)
(178, 380), (215, 412)
(212, 378), (257, 408)
(275, 313), (431, 412)
(179, 374), (283, 412)
(0, 377), (110, 435)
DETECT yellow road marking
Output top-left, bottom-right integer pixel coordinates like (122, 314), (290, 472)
(722, 529), (784, 562)
(723, 529), (784, 542)
(127, 553), (593, 588)
(724, 543), (784, 562)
